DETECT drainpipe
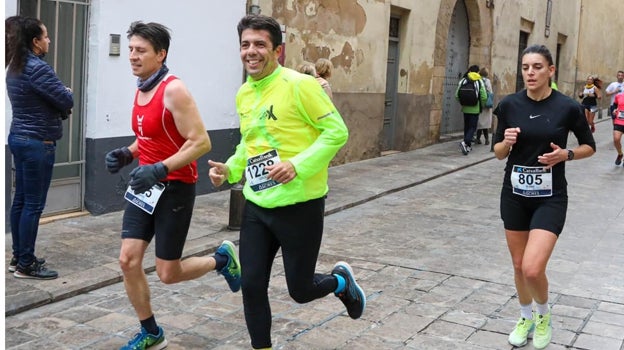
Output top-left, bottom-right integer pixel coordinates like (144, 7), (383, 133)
(573, 0), (583, 98)
(249, 0), (261, 15)
(229, 0), (262, 230)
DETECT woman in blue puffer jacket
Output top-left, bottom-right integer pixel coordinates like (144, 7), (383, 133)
(6, 16), (73, 280)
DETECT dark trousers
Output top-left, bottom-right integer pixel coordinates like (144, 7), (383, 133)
(463, 113), (479, 146)
(8, 133), (55, 267)
(476, 129), (489, 141)
(240, 197), (337, 349)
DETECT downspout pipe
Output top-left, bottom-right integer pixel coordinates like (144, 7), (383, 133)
(249, 0), (261, 15)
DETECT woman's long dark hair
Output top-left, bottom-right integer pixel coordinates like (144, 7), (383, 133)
(5, 15), (22, 68)
(7, 17), (44, 75)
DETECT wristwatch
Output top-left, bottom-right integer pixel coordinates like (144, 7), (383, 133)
(567, 149), (575, 161)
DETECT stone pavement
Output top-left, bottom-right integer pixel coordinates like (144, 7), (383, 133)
(5, 118), (624, 349)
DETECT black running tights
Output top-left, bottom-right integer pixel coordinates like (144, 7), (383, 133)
(239, 197), (337, 349)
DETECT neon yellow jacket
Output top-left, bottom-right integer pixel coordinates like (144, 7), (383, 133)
(225, 66), (348, 208)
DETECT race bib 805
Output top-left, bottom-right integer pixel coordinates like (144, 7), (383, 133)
(510, 165), (553, 197)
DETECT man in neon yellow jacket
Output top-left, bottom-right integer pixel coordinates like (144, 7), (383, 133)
(208, 14), (366, 350)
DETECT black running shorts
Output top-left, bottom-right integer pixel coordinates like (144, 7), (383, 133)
(500, 187), (568, 236)
(122, 181), (195, 260)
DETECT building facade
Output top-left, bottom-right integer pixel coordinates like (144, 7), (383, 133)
(4, 0), (624, 223)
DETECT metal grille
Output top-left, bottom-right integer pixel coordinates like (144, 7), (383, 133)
(17, 0), (90, 214)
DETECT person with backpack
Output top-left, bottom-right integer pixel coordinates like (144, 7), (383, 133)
(476, 67), (494, 145)
(456, 65), (487, 155)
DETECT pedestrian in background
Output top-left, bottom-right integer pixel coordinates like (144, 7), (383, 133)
(611, 91), (624, 166)
(476, 67), (493, 145)
(208, 14), (365, 350)
(6, 17), (74, 280)
(493, 44), (595, 349)
(315, 57), (334, 100)
(605, 70), (624, 120)
(296, 61), (317, 77)
(105, 21), (240, 350)
(456, 64), (487, 155)
(578, 74), (602, 132)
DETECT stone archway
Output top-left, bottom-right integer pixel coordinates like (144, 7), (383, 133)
(429, 0), (492, 141)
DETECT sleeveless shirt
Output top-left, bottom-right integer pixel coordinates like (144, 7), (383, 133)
(132, 75), (197, 183)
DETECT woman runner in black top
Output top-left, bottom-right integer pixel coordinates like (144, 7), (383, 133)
(492, 44), (595, 349)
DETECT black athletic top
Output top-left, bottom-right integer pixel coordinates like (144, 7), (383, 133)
(493, 89), (596, 195)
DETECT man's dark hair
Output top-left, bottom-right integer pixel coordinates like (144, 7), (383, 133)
(7, 17), (43, 74)
(127, 21), (171, 62)
(468, 65), (480, 73)
(237, 14), (282, 50)
(522, 45), (554, 66)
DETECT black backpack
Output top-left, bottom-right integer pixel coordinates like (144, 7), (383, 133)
(458, 78), (480, 106)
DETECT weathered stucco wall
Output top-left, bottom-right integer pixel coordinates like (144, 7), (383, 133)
(251, 0), (623, 162)
(575, 0), (624, 109)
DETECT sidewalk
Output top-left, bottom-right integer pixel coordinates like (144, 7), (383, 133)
(5, 117), (624, 349)
(5, 132), (494, 316)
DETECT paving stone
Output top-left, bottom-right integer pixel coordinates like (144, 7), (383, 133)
(5, 121), (624, 349)
(582, 320), (624, 340)
(574, 333), (624, 350)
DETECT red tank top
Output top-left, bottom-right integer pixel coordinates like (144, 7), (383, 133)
(132, 75), (197, 183)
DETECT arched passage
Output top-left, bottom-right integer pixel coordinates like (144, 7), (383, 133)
(431, 0), (491, 140)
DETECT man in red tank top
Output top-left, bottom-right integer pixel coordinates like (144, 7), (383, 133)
(104, 21), (241, 350)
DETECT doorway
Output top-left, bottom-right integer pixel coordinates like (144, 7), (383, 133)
(440, 0), (470, 135)
(17, 0), (89, 216)
(382, 16), (400, 151)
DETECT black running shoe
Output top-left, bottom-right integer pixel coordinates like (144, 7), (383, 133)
(14, 260), (58, 280)
(459, 142), (469, 155)
(8, 256), (46, 273)
(616, 154), (623, 166)
(332, 261), (366, 319)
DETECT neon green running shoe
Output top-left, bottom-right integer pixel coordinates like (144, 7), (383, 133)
(533, 312), (552, 349)
(216, 240), (241, 292)
(508, 316), (535, 347)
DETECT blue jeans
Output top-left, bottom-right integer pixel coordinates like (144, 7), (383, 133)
(463, 113), (479, 146)
(8, 133), (56, 267)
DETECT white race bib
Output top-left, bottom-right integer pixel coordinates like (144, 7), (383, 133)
(618, 111), (624, 120)
(245, 150), (282, 192)
(511, 165), (552, 197)
(124, 182), (166, 214)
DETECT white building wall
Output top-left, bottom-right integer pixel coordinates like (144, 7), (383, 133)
(86, 0), (246, 139)
(4, 0), (246, 140)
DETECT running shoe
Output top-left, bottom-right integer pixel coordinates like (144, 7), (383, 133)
(459, 141), (469, 155)
(120, 326), (167, 350)
(8, 256), (46, 273)
(216, 240), (241, 292)
(332, 261), (366, 319)
(508, 316), (535, 347)
(533, 312), (552, 349)
(616, 154), (623, 166)
(13, 260), (57, 280)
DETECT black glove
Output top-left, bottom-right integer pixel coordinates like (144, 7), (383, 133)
(129, 162), (168, 194)
(105, 147), (134, 173)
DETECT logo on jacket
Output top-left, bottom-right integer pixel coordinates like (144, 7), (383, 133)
(260, 105), (278, 121)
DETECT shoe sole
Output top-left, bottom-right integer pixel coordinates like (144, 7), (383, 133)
(151, 339), (168, 350)
(218, 240), (241, 292)
(13, 271), (58, 280)
(334, 261), (366, 319)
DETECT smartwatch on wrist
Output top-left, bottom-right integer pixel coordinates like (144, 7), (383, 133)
(567, 149), (575, 161)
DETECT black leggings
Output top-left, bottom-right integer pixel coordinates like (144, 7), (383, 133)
(239, 197), (337, 349)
